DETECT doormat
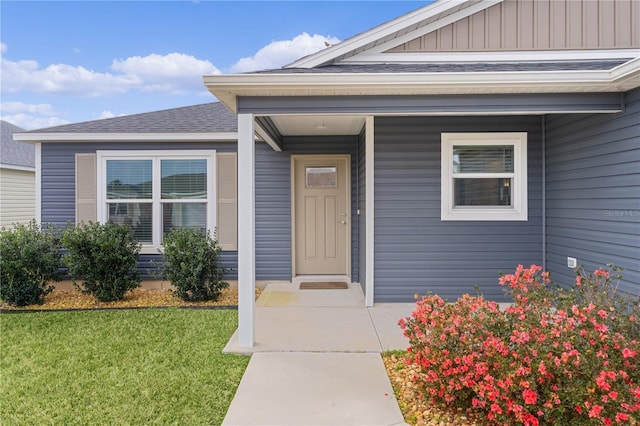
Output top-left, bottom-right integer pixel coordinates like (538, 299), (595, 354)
(299, 282), (349, 290)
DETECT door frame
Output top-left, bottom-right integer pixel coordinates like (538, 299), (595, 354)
(290, 154), (351, 279)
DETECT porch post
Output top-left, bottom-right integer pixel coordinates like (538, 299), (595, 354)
(237, 113), (255, 347)
(365, 116), (375, 307)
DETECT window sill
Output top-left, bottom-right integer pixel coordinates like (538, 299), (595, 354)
(441, 208), (528, 221)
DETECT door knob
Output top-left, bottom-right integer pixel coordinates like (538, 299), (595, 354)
(340, 220), (347, 225)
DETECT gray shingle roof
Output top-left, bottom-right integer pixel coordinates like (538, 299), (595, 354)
(257, 60), (631, 74)
(26, 102), (237, 134)
(1, 120), (34, 168)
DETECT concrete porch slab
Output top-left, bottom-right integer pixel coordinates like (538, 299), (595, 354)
(256, 281), (365, 307)
(367, 303), (414, 352)
(223, 306), (382, 354)
(221, 352), (407, 426)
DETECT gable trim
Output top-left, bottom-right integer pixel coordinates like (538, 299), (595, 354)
(288, 0), (501, 68)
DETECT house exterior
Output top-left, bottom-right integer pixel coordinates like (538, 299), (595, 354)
(1, 120), (35, 228)
(16, 0), (639, 347)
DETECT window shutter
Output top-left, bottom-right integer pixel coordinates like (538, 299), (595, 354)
(216, 152), (237, 251)
(75, 153), (97, 224)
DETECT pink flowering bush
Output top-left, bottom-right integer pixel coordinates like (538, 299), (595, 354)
(399, 265), (639, 425)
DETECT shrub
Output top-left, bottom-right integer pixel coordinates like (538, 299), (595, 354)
(61, 222), (141, 302)
(158, 228), (228, 302)
(0, 221), (63, 306)
(400, 264), (640, 426)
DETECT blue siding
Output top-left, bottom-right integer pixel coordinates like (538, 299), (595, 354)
(41, 142), (238, 279)
(374, 116), (544, 302)
(545, 88), (640, 295)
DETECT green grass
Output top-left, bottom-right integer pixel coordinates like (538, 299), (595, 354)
(0, 308), (248, 425)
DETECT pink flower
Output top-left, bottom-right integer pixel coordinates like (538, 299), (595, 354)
(522, 389), (538, 405)
(588, 404), (603, 418)
(615, 412), (629, 422)
(622, 348), (636, 358)
(594, 269), (610, 278)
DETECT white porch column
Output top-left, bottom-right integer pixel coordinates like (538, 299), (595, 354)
(35, 143), (42, 224)
(237, 113), (255, 347)
(365, 116), (375, 307)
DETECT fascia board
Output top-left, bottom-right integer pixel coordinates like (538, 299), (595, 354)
(0, 163), (35, 172)
(13, 132), (239, 142)
(205, 66), (640, 93)
(342, 49), (640, 64)
(288, 0), (496, 68)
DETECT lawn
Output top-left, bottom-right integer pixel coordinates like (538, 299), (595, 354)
(0, 308), (248, 425)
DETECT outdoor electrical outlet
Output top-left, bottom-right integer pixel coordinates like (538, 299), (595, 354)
(567, 257), (577, 268)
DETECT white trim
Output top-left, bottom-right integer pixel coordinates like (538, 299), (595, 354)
(343, 49), (640, 64)
(237, 113), (255, 348)
(365, 116), (375, 307)
(441, 133), (528, 221)
(96, 150), (216, 254)
(0, 163), (35, 172)
(13, 132), (238, 142)
(254, 122), (282, 152)
(35, 143), (42, 224)
(288, 0), (499, 68)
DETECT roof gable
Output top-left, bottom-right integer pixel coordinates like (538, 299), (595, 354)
(287, 0), (498, 68)
(288, 0), (639, 68)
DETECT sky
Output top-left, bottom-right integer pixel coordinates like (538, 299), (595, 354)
(1, 1), (427, 130)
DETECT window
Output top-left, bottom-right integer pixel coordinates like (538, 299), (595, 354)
(441, 133), (527, 221)
(97, 150), (216, 252)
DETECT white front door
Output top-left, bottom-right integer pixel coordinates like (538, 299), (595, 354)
(293, 156), (350, 275)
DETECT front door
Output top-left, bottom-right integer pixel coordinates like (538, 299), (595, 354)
(293, 156), (350, 276)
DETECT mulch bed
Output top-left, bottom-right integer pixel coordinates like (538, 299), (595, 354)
(0, 287), (262, 312)
(383, 352), (485, 426)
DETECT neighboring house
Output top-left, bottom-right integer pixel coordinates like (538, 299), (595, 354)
(0, 120), (35, 228)
(16, 0), (639, 347)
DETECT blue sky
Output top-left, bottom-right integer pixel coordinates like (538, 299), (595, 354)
(1, 1), (426, 130)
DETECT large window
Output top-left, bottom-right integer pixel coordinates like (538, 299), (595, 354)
(441, 133), (527, 221)
(97, 150), (216, 252)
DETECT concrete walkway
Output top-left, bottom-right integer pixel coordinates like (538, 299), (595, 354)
(222, 282), (414, 426)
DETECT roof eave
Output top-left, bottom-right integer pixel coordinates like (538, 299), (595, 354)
(13, 132), (239, 143)
(204, 61), (640, 113)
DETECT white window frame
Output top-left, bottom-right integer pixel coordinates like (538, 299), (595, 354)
(441, 133), (527, 221)
(97, 150), (216, 253)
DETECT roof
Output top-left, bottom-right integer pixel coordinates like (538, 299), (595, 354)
(0, 120), (34, 169)
(27, 102), (236, 134)
(256, 60), (632, 74)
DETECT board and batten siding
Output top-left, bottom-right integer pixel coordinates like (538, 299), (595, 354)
(387, 0), (640, 53)
(374, 116), (543, 303)
(0, 168), (36, 227)
(545, 88), (640, 295)
(40, 142), (238, 279)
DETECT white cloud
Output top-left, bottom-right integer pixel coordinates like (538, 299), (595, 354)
(98, 110), (126, 119)
(229, 33), (340, 73)
(0, 43), (7, 54)
(0, 101), (70, 130)
(1, 48), (221, 97)
(112, 53), (220, 94)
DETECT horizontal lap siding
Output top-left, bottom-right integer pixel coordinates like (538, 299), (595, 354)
(41, 142), (238, 279)
(374, 116), (543, 302)
(0, 169), (36, 227)
(545, 89), (640, 295)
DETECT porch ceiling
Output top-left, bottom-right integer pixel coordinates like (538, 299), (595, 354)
(270, 115), (365, 136)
